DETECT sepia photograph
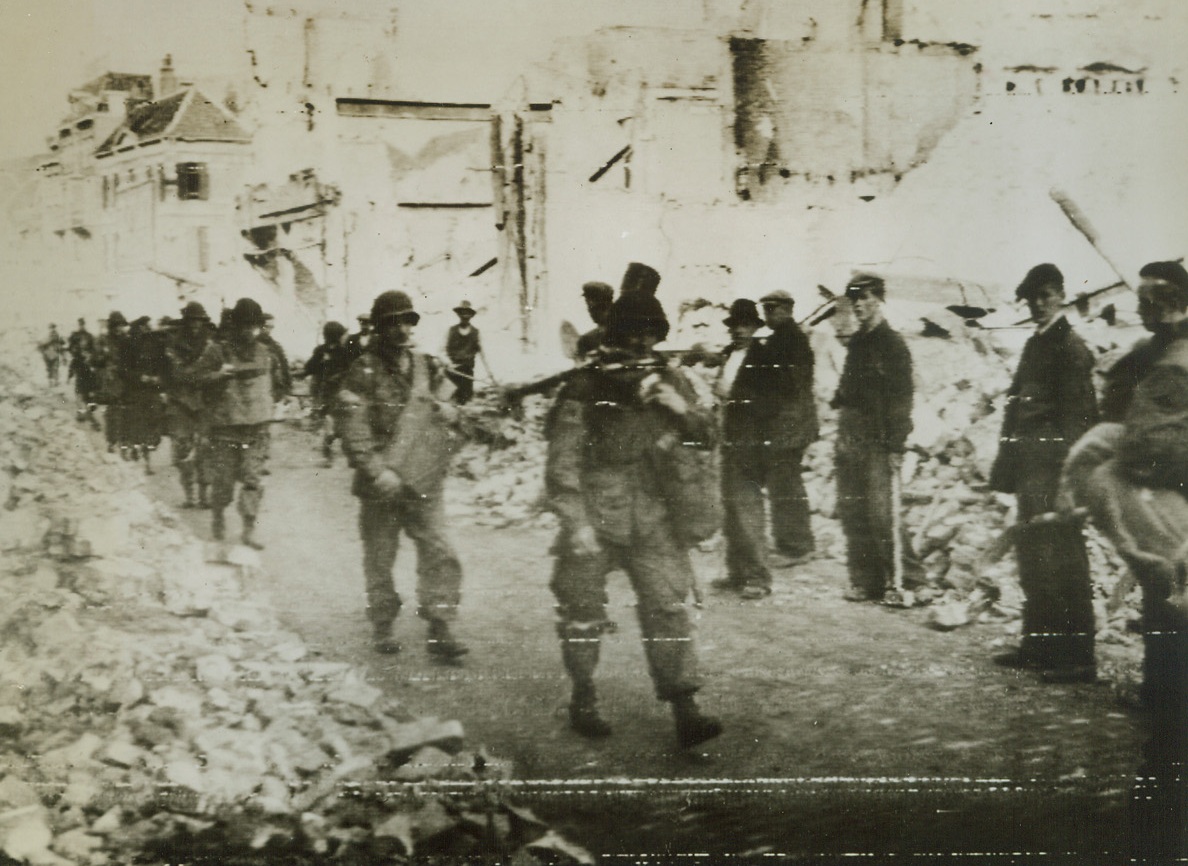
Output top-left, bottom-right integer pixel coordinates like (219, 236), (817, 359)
(0, 0), (1185, 862)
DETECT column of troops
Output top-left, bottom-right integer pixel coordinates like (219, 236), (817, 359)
(48, 257), (1186, 856)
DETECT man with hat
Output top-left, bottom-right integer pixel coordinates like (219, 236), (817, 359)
(544, 284), (723, 750)
(832, 273), (922, 604)
(444, 300), (482, 405)
(193, 298), (278, 548)
(759, 289), (819, 564)
(346, 314), (373, 360)
(989, 263), (1098, 681)
(164, 301), (215, 508)
(714, 298), (781, 598)
(575, 281), (614, 358)
(335, 290), (470, 663)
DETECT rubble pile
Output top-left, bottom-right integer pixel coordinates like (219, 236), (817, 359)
(0, 346), (589, 863)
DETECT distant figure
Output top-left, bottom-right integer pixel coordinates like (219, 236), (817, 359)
(196, 298), (276, 549)
(38, 324), (65, 386)
(67, 318), (100, 428)
(575, 281), (614, 359)
(97, 312), (131, 456)
(123, 316), (167, 473)
(346, 314), (373, 360)
(989, 263), (1098, 683)
(301, 320), (352, 466)
(444, 300), (481, 404)
(165, 302), (214, 508)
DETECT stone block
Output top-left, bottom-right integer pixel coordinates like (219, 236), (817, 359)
(383, 717), (465, 763)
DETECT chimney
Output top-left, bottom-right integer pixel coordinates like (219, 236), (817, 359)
(159, 54), (178, 99)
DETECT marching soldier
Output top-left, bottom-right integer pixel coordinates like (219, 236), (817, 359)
(544, 280), (722, 750)
(165, 302), (215, 508)
(335, 290), (469, 663)
(196, 298), (276, 549)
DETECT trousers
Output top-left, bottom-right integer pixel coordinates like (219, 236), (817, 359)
(358, 490), (463, 626)
(550, 522), (701, 701)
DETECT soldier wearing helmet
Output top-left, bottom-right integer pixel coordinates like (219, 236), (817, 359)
(192, 297), (277, 548)
(334, 290), (469, 662)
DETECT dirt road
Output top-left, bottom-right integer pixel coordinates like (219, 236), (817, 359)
(148, 422), (1144, 861)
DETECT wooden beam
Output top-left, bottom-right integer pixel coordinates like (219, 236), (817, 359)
(336, 98), (492, 122)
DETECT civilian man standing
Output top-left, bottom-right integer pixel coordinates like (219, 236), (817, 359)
(759, 290), (819, 564)
(832, 274), (921, 603)
(336, 291), (469, 663)
(989, 263), (1098, 682)
(715, 298), (778, 599)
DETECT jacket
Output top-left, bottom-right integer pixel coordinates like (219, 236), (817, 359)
(196, 339), (276, 428)
(545, 357), (716, 546)
(833, 319), (914, 451)
(989, 316), (1098, 493)
(335, 346), (455, 498)
(1118, 332), (1188, 490)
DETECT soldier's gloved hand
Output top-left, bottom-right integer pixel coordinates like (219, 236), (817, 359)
(644, 381), (688, 416)
(570, 525), (601, 557)
(373, 468), (403, 498)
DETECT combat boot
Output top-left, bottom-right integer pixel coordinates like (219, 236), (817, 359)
(426, 619), (469, 663)
(197, 483), (210, 509)
(560, 631), (611, 737)
(211, 509), (226, 541)
(241, 516), (265, 551)
(569, 683), (612, 738)
(372, 621), (402, 655)
(671, 693), (722, 750)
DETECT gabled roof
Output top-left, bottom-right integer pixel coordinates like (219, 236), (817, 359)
(77, 72), (153, 99)
(95, 88), (250, 157)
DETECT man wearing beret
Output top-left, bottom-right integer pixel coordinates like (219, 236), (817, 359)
(759, 290), (819, 565)
(989, 263), (1098, 682)
(832, 274), (920, 603)
(335, 290), (469, 663)
(545, 280), (722, 750)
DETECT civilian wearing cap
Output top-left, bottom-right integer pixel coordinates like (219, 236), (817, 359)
(544, 285), (723, 750)
(165, 301), (215, 508)
(576, 281), (614, 358)
(444, 300), (482, 405)
(759, 290), (819, 563)
(988, 264), (1099, 681)
(713, 299), (781, 598)
(335, 290), (469, 663)
(193, 297), (278, 549)
(831, 274), (923, 603)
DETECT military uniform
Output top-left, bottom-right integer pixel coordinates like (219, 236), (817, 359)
(165, 306), (214, 507)
(336, 346), (463, 631)
(545, 299), (722, 754)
